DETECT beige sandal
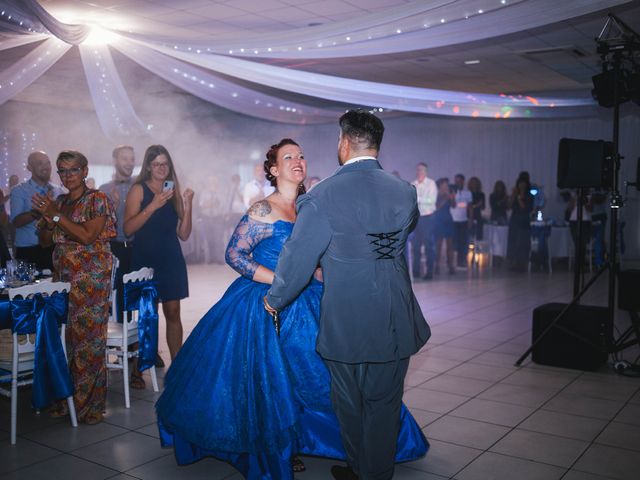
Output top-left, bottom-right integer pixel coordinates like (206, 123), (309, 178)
(130, 371), (146, 389)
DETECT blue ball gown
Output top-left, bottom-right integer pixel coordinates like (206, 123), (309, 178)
(156, 216), (429, 479)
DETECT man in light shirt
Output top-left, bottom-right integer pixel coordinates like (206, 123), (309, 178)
(451, 173), (472, 268)
(10, 151), (63, 269)
(242, 163), (275, 209)
(411, 162), (438, 280)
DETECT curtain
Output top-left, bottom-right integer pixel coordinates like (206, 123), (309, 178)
(79, 43), (149, 138)
(0, 37), (71, 106)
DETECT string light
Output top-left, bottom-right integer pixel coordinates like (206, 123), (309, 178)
(166, 65), (308, 117)
(1, 132), (9, 188)
(0, 6), (46, 34)
(156, 1), (518, 57)
(86, 47), (132, 135)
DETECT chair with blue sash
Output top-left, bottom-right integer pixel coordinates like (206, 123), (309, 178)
(0, 282), (78, 444)
(106, 266), (159, 408)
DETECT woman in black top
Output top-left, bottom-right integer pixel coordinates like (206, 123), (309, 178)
(468, 177), (485, 240)
(506, 177), (533, 271)
(489, 180), (508, 225)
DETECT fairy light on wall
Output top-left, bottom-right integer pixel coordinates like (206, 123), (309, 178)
(20, 132), (28, 180)
(1, 131), (9, 188)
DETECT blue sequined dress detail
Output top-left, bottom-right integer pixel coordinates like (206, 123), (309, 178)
(156, 216), (428, 479)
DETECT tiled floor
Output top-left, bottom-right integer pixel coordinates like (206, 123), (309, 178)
(2, 264), (639, 479)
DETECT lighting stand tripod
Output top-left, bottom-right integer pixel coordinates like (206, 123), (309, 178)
(515, 13), (640, 368)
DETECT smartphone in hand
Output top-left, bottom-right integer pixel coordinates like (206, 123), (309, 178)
(163, 180), (174, 192)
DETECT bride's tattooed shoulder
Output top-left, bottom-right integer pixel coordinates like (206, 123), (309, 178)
(248, 200), (272, 217)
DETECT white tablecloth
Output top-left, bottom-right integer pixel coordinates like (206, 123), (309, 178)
(485, 225), (572, 259)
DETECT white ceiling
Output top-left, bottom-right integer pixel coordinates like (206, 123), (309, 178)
(4, 0), (640, 111)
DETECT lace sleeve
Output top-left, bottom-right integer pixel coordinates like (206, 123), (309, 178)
(225, 215), (274, 279)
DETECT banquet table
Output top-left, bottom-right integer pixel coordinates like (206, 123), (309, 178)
(485, 224), (572, 263)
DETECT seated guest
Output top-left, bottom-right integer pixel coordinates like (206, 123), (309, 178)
(489, 180), (508, 224)
(468, 176), (485, 240)
(34, 150), (116, 425)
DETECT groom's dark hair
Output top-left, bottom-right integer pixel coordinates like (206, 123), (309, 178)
(339, 110), (384, 152)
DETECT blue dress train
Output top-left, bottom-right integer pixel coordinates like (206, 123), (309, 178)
(156, 216), (428, 479)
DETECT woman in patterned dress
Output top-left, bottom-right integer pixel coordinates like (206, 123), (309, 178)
(34, 150), (116, 425)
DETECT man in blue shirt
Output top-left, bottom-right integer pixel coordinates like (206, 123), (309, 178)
(99, 145), (135, 320)
(99, 146), (164, 373)
(10, 151), (62, 269)
(99, 145), (135, 264)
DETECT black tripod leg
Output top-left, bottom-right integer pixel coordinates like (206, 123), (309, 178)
(612, 311), (640, 353)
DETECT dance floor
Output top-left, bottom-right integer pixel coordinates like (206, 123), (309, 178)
(1, 264), (639, 480)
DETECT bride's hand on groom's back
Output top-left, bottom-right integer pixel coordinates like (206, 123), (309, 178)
(313, 267), (324, 283)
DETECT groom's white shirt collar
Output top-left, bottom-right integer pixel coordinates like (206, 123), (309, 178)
(343, 156), (377, 166)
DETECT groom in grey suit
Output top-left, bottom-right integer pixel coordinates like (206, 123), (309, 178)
(264, 110), (430, 480)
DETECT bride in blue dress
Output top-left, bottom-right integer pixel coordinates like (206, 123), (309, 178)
(156, 139), (428, 479)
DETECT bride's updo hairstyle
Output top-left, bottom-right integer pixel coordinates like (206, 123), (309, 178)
(264, 138), (306, 196)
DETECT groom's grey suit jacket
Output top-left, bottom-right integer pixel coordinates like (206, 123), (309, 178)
(266, 159), (430, 363)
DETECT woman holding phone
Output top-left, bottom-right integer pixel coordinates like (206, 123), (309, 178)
(124, 145), (194, 369)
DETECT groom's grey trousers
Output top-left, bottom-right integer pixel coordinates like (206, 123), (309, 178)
(325, 357), (410, 480)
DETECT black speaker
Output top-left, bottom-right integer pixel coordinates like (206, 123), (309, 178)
(618, 270), (640, 311)
(592, 69), (640, 108)
(557, 138), (613, 189)
(532, 303), (609, 371)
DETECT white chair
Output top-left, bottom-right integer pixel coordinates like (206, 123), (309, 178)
(106, 266), (158, 408)
(0, 282), (77, 444)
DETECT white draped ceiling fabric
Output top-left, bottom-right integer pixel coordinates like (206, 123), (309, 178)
(0, 0), (631, 139)
(127, 0), (623, 59)
(79, 43), (149, 138)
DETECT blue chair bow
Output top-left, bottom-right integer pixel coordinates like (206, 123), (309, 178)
(0, 300), (11, 330)
(10, 292), (73, 409)
(124, 280), (159, 372)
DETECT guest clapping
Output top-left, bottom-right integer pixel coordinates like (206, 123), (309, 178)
(34, 150), (116, 425)
(124, 145), (193, 361)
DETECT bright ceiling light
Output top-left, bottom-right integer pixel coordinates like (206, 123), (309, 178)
(83, 25), (118, 45)
(464, 59), (480, 65)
